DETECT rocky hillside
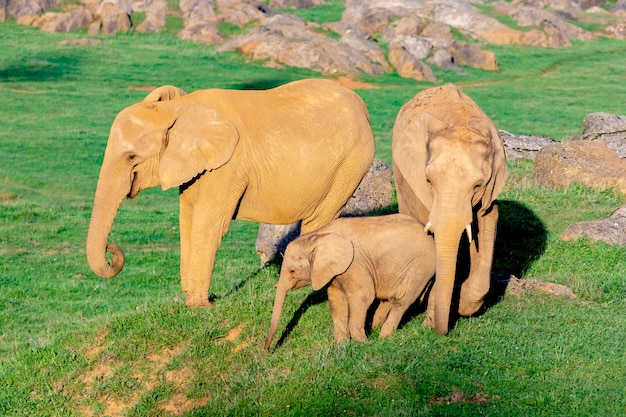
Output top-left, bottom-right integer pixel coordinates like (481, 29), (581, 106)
(3, 0), (626, 82)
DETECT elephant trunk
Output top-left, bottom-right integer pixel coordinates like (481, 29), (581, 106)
(86, 164), (130, 278)
(264, 279), (291, 350)
(431, 217), (467, 335)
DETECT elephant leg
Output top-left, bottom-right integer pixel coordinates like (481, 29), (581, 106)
(459, 204), (498, 316)
(328, 283), (350, 343)
(379, 303), (409, 339)
(372, 301), (392, 329)
(347, 288), (374, 342)
(179, 197), (192, 297)
(180, 188), (234, 307)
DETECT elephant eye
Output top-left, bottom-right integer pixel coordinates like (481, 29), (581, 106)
(126, 153), (138, 163)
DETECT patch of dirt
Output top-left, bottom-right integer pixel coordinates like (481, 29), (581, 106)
(127, 86), (159, 92)
(73, 340), (192, 417)
(58, 39), (102, 46)
(334, 76), (379, 90)
(427, 387), (500, 405)
(223, 322), (245, 342)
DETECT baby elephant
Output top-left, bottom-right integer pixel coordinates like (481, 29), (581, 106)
(264, 214), (436, 349)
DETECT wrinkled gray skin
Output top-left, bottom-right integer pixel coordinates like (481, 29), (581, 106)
(265, 214), (436, 349)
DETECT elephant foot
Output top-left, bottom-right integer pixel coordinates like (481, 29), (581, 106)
(422, 315), (434, 328)
(184, 295), (213, 308)
(458, 298), (483, 317)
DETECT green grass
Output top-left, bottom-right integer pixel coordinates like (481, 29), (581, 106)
(1, 15), (625, 417)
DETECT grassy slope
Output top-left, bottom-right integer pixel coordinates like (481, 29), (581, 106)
(0, 14), (625, 417)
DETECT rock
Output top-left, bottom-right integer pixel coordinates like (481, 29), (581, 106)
(433, 2), (523, 45)
(255, 158), (393, 265)
(216, 0), (273, 26)
(97, 0), (132, 35)
(1, 0), (60, 21)
(36, 8), (92, 32)
(510, 6), (596, 47)
(135, 0), (167, 33)
(341, 158), (393, 217)
(448, 40), (498, 71)
(611, 0), (626, 13)
(570, 112), (626, 158)
(256, 222), (301, 266)
(560, 204), (626, 246)
(493, 274), (577, 299)
(388, 42), (436, 82)
(219, 13), (390, 76)
(427, 48), (457, 71)
(499, 130), (557, 160)
(534, 140), (626, 194)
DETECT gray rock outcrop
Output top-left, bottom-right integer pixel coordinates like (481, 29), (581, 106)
(560, 204), (626, 246)
(534, 140), (626, 194)
(569, 112), (626, 159)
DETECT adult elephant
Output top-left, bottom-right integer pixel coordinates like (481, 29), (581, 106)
(392, 84), (508, 335)
(86, 79), (375, 308)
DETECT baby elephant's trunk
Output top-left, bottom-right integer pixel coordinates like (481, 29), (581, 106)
(264, 281), (290, 350)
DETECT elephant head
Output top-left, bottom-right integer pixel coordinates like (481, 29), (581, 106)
(264, 232), (353, 350)
(86, 86), (239, 278)
(393, 102), (508, 335)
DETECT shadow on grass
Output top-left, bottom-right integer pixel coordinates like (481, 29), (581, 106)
(0, 53), (81, 82)
(273, 290), (329, 350)
(229, 78), (303, 90)
(483, 199), (548, 310)
(493, 199), (548, 277)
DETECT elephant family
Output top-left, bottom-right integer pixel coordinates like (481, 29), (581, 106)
(264, 214), (436, 349)
(86, 78), (375, 307)
(392, 84), (508, 335)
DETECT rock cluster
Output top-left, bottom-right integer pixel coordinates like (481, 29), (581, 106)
(4, 0), (626, 82)
(528, 112), (626, 246)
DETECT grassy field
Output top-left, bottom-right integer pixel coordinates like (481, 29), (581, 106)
(1, 13), (625, 417)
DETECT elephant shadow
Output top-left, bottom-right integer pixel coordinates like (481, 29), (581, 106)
(268, 199), (547, 343)
(272, 290), (329, 349)
(229, 78), (301, 91)
(483, 199), (548, 309)
(400, 198), (548, 329)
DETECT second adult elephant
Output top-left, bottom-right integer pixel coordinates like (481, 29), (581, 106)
(86, 79), (375, 307)
(392, 84), (508, 335)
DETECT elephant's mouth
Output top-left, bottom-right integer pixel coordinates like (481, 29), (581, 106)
(128, 172), (139, 199)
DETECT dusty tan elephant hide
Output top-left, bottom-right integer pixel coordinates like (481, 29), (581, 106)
(392, 84), (508, 335)
(86, 79), (375, 307)
(265, 214), (436, 348)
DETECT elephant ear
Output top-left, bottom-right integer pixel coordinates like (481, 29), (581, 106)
(144, 85), (187, 102)
(309, 232), (354, 291)
(480, 124), (509, 211)
(159, 102), (239, 190)
(392, 112), (447, 210)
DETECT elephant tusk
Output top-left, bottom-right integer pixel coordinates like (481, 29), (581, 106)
(465, 224), (473, 243)
(424, 221), (433, 235)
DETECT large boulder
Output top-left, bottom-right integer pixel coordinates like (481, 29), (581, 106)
(534, 140), (626, 194)
(561, 204), (626, 246)
(570, 112), (626, 159)
(35, 8), (92, 32)
(135, 0), (167, 33)
(219, 13), (390, 75)
(499, 130), (556, 160)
